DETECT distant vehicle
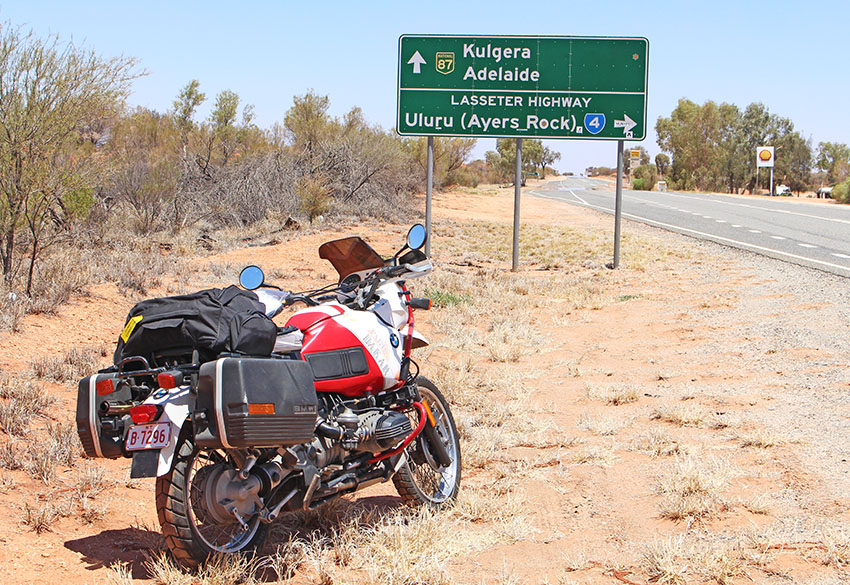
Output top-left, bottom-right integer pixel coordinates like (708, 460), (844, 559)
(776, 184), (792, 196)
(816, 186), (833, 199)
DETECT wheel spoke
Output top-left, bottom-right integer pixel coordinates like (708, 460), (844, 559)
(398, 381), (460, 505)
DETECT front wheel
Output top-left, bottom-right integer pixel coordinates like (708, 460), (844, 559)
(393, 376), (461, 506)
(155, 431), (267, 568)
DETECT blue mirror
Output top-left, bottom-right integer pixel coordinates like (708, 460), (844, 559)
(239, 265), (265, 290)
(406, 224), (427, 251)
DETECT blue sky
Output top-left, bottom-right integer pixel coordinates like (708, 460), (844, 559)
(2, 0), (847, 174)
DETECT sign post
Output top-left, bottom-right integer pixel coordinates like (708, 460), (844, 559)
(512, 139), (522, 271)
(425, 136), (434, 256)
(614, 141), (624, 268)
(397, 35), (649, 268)
(757, 146), (774, 195)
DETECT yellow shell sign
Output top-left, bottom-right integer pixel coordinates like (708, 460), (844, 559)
(756, 146), (774, 168)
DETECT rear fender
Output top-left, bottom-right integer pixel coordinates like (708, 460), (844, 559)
(141, 386), (193, 476)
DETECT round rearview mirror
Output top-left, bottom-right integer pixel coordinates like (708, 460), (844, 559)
(239, 265), (265, 290)
(406, 224), (427, 251)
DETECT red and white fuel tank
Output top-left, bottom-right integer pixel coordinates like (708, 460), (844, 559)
(285, 302), (404, 396)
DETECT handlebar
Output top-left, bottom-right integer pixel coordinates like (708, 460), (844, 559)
(257, 258), (432, 312)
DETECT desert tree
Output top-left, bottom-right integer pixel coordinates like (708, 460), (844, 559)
(0, 21), (141, 292)
(655, 153), (670, 176)
(405, 136), (476, 188)
(283, 90), (332, 167)
(172, 79), (206, 144)
(815, 142), (850, 185)
(539, 146), (561, 178)
(107, 107), (180, 233)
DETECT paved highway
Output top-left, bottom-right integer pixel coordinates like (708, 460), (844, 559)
(531, 177), (850, 277)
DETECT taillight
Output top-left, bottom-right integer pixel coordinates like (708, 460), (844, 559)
(96, 378), (115, 396)
(157, 371), (183, 389)
(129, 404), (159, 424)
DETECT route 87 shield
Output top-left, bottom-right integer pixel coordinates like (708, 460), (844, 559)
(435, 52), (454, 74)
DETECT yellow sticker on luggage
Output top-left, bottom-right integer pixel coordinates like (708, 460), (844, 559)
(120, 315), (144, 342)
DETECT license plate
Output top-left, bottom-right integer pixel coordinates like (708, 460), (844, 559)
(126, 422), (171, 451)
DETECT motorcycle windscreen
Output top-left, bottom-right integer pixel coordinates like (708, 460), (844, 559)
(318, 237), (385, 281)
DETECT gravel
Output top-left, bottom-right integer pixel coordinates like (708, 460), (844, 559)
(630, 221), (850, 500)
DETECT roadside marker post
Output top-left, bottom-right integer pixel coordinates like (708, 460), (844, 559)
(398, 35), (648, 269)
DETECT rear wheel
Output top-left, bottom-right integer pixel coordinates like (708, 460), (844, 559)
(393, 376), (461, 506)
(155, 432), (267, 568)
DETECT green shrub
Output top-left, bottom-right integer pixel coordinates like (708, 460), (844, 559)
(833, 179), (850, 203)
(632, 164), (658, 190)
(424, 288), (473, 308)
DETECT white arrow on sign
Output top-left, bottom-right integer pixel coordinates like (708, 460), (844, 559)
(407, 51), (426, 74)
(614, 114), (637, 135)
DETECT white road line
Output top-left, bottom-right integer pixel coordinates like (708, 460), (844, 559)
(530, 190), (850, 274)
(644, 191), (850, 225)
(749, 230), (762, 233)
(799, 243), (818, 248)
(716, 220), (727, 223)
(770, 236), (786, 240)
(833, 253), (850, 259)
(568, 190), (590, 206)
(732, 225), (742, 228)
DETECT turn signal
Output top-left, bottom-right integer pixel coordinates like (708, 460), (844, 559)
(157, 371), (183, 389)
(129, 404), (159, 424)
(95, 378), (115, 396)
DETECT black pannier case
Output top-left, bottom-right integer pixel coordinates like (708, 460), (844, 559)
(76, 373), (130, 459)
(193, 356), (318, 449)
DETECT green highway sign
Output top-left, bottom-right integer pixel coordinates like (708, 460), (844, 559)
(397, 35), (648, 140)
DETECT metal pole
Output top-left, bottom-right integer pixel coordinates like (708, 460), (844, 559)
(770, 167), (774, 196)
(613, 140), (624, 269)
(756, 167), (759, 194)
(511, 139), (523, 272)
(425, 136), (434, 257)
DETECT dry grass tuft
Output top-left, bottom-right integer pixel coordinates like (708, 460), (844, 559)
(144, 550), (263, 585)
(585, 383), (640, 405)
(0, 376), (53, 436)
(656, 456), (734, 522)
(24, 422), (80, 483)
(692, 539), (748, 584)
(643, 535), (749, 585)
(818, 527), (850, 568)
(737, 429), (783, 449)
(642, 536), (689, 585)
(629, 430), (684, 458)
(31, 346), (104, 382)
(104, 562), (133, 585)
(0, 440), (24, 470)
(650, 402), (732, 429)
(22, 501), (58, 534)
(572, 444), (619, 467)
(73, 461), (109, 499)
(577, 414), (624, 436)
(0, 471), (14, 491)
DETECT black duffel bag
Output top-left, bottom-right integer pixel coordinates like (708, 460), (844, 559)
(113, 285), (277, 366)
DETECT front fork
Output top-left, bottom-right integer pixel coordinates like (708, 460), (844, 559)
(417, 393), (453, 469)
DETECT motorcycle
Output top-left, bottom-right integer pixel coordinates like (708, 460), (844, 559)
(76, 224), (461, 566)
